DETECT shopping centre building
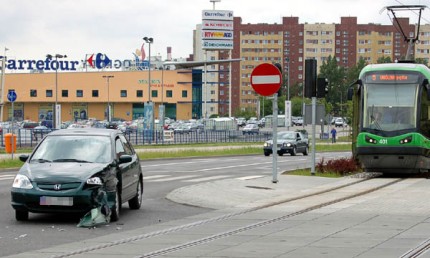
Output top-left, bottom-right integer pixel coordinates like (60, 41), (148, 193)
(1, 66), (204, 123)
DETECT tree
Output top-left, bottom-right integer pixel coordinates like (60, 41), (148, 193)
(416, 58), (429, 66)
(377, 56), (392, 63)
(318, 56), (347, 116)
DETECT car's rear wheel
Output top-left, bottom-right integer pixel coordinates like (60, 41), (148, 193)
(110, 188), (121, 222)
(278, 151), (284, 156)
(16, 210), (29, 221)
(303, 146), (309, 156)
(264, 151), (270, 156)
(128, 177), (143, 210)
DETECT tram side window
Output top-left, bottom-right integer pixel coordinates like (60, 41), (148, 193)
(420, 88), (430, 138)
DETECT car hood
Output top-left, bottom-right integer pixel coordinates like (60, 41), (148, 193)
(18, 162), (110, 182)
(265, 139), (296, 145)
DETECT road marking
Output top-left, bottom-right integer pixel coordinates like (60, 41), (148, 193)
(0, 176), (14, 181)
(149, 175), (198, 182)
(0, 174), (15, 178)
(236, 175), (265, 180)
(143, 175), (169, 180)
(185, 175), (231, 183)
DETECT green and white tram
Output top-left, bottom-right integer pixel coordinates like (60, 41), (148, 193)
(350, 63), (430, 173)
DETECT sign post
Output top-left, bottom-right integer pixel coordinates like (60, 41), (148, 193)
(251, 63), (282, 183)
(7, 90), (16, 159)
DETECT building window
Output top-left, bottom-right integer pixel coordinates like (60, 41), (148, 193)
(151, 90), (158, 98)
(30, 89), (37, 97)
(136, 90), (143, 97)
(46, 90), (53, 97)
(166, 90), (173, 98)
(76, 90), (83, 97)
(62, 90), (68, 97)
(121, 90), (127, 97)
(92, 90), (99, 97)
(182, 90), (187, 98)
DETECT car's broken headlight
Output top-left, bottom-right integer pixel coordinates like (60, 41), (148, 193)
(12, 174), (33, 189)
(86, 177), (103, 185)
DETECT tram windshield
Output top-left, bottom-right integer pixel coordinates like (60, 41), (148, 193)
(362, 83), (418, 132)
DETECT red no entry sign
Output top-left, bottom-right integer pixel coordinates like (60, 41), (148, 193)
(250, 63), (282, 96)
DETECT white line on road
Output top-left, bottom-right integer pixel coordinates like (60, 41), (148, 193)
(236, 175), (265, 180)
(184, 175), (231, 183)
(148, 175), (198, 182)
(143, 175), (169, 180)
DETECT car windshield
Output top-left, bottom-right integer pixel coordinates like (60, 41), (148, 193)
(278, 132), (296, 140)
(30, 135), (112, 163)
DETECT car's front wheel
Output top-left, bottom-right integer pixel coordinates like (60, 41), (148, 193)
(264, 151), (270, 156)
(16, 210), (29, 221)
(110, 188), (121, 222)
(128, 177), (143, 210)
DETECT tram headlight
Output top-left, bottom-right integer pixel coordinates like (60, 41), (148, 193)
(365, 135), (377, 144)
(399, 135), (412, 144)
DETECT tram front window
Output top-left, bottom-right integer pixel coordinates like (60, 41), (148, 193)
(363, 83), (418, 131)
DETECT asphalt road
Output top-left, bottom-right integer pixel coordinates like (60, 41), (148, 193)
(0, 151), (350, 257)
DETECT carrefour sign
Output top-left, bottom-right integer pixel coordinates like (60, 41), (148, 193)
(0, 53), (141, 71)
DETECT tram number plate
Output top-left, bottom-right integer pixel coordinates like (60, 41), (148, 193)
(378, 139), (388, 144)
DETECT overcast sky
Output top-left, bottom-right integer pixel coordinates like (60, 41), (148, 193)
(0, 0), (429, 63)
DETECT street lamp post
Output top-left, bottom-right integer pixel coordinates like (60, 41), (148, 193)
(143, 37), (153, 101)
(46, 54), (67, 129)
(103, 75), (114, 122)
(0, 47), (9, 122)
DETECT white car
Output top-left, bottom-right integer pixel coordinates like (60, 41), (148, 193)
(334, 117), (347, 127)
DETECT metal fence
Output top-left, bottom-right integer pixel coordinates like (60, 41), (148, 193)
(0, 128), (274, 148)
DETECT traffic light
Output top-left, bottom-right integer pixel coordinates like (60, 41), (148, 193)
(317, 78), (329, 98)
(304, 59), (317, 98)
(274, 63), (283, 96)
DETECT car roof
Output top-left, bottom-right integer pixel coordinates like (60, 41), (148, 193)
(48, 128), (120, 138)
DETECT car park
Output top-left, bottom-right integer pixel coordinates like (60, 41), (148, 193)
(263, 131), (309, 156)
(11, 128), (143, 223)
(242, 123), (259, 135)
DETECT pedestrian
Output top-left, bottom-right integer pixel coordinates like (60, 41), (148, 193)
(330, 127), (337, 143)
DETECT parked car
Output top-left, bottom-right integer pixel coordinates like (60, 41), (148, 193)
(174, 123), (192, 134)
(40, 120), (53, 129)
(32, 125), (52, 140)
(263, 131), (309, 156)
(242, 123), (259, 135)
(21, 122), (39, 129)
(334, 117), (347, 127)
(236, 117), (246, 127)
(11, 128), (143, 222)
(292, 116), (303, 126)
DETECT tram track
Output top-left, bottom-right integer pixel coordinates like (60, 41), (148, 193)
(51, 174), (406, 258)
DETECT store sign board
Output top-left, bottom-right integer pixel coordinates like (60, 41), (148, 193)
(202, 10), (233, 21)
(202, 20), (233, 30)
(201, 30), (233, 40)
(202, 40), (234, 50)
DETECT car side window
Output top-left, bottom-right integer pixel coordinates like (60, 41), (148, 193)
(115, 138), (126, 157)
(119, 135), (133, 155)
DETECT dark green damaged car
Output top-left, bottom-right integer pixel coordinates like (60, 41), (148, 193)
(11, 128), (143, 222)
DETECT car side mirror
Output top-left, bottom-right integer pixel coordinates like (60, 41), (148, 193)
(118, 154), (132, 164)
(19, 154), (29, 162)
